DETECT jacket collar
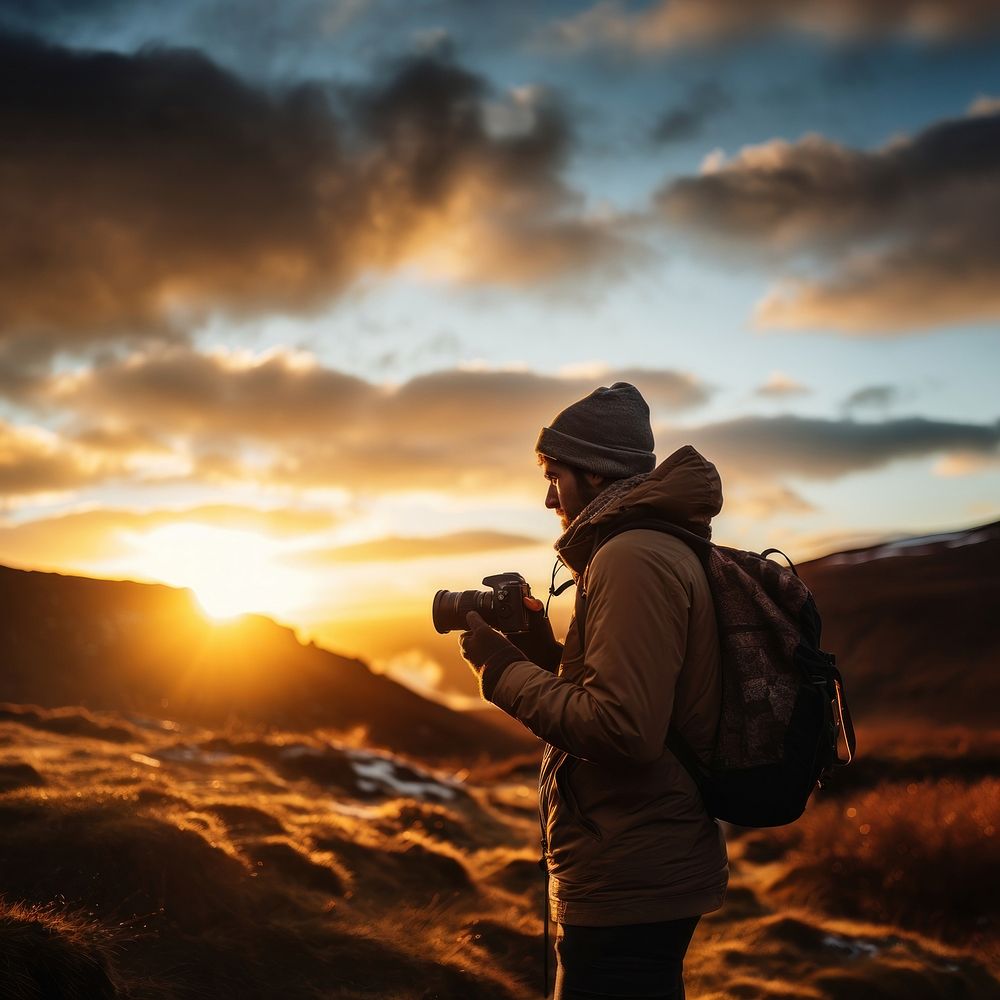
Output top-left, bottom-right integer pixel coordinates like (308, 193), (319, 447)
(553, 445), (723, 579)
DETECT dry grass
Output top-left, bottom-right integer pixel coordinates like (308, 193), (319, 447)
(763, 777), (999, 957)
(1, 704), (998, 998)
(0, 901), (126, 999)
(0, 707), (537, 999)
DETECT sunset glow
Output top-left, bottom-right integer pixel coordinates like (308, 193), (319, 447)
(0, 7), (998, 998)
(0, 3), (995, 709)
(121, 524), (308, 622)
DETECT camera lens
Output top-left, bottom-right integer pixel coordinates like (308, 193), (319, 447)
(432, 589), (496, 633)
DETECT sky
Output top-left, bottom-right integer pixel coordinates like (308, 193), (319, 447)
(1, 0), (998, 705)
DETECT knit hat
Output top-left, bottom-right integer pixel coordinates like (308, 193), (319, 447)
(535, 381), (656, 478)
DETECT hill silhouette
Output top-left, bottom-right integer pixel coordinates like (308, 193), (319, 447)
(798, 520), (1000, 725)
(0, 565), (534, 762)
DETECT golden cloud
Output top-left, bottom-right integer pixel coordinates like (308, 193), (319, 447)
(542, 0), (1000, 54)
(13, 352), (998, 498)
(658, 103), (1000, 333)
(719, 483), (816, 520)
(293, 531), (544, 565)
(0, 420), (118, 497)
(754, 372), (810, 398)
(0, 504), (339, 569)
(36, 349), (711, 493)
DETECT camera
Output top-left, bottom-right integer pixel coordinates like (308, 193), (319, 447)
(432, 572), (532, 634)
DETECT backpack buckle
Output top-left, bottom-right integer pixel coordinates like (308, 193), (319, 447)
(832, 679), (852, 766)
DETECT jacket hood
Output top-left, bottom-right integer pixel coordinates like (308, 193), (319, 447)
(555, 445), (723, 577)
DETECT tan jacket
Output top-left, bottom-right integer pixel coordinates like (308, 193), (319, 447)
(489, 446), (729, 925)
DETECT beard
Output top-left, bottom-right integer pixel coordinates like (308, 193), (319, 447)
(555, 475), (606, 532)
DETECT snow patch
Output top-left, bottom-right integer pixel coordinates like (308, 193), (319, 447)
(822, 933), (881, 959)
(824, 527), (994, 566)
(277, 742), (461, 802)
(349, 755), (458, 802)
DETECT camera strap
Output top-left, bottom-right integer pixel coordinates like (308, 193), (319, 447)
(545, 556), (575, 617)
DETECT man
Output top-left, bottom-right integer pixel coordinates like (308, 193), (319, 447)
(459, 382), (728, 1000)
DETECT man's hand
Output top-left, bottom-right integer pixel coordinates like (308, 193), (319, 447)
(459, 611), (516, 669)
(508, 596), (563, 673)
(459, 611), (525, 701)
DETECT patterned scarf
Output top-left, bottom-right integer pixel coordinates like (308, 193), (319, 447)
(553, 472), (650, 579)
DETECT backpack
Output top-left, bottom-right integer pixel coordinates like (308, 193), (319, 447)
(578, 518), (856, 828)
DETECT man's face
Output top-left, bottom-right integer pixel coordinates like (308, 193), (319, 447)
(541, 457), (604, 531)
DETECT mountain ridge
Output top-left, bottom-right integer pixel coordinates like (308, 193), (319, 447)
(0, 563), (535, 762)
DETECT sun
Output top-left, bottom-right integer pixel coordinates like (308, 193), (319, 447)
(129, 523), (304, 621)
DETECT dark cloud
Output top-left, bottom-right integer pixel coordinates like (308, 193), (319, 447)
(687, 414), (1000, 480)
(842, 384), (899, 413)
(658, 103), (1000, 332)
(0, 0), (125, 29)
(35, 351), (711, 493)
(650, 82), (729, 145)
(49, 349), (375, 439)
(293, 530), (543, 565)
(543, 1), (1000, 53)
(0, 34), (623, 357)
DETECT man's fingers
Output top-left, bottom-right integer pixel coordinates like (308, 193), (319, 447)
(523, 596), (544, 612)
(466, 610), (486, 630)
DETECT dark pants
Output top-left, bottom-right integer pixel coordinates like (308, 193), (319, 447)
(553, 917), (700, 1000)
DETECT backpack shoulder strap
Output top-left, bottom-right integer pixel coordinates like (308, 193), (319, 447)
(597, 516), (713, 564)
(576, 515), (714, 647)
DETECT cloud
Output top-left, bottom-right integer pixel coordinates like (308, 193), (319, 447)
(842, 384), (899, 413)
(47, 348), (374, 440)
(650, 81), (729, 145)
(933, 452), (1000, 477)
(720, 483), (816, 519)
(292, 530), (543, 565)
(755, 371), (810, 398)
(31, 348), (999, 496)
(752, 245), (1000, 333)
(686, 415), (1000, 480)
(969, 94), (1000, 116)
(0, 34), (624, 357)
(0, 420), (118, 497)
(658, 103), (1000, 333)
(35, 349), (711, 493)
(25, 346), (997, 499)
(0, 504), (337, 567)
(542, 1), (1000, 54)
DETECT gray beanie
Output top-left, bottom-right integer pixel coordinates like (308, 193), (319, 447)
(535, 381), (656, 478)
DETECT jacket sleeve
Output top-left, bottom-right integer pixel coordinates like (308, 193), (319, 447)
(486, 532), (691, 765)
